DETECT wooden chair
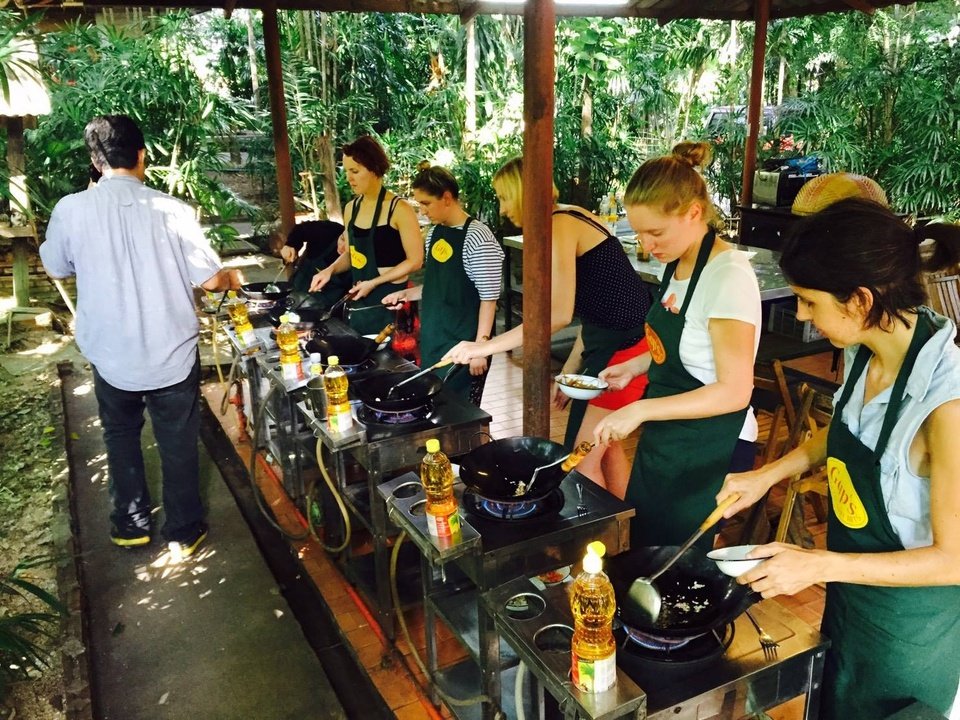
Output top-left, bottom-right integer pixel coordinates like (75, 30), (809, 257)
(752, 359), (797, 467)
(923, 269), (960, 342)
(774, 382), (834, 545)
(737, 359), (798, 544)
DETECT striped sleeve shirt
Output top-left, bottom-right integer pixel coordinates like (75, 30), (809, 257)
(425, 219), (504, 300)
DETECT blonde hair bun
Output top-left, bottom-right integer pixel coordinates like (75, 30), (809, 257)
(671, 141), (713, 170)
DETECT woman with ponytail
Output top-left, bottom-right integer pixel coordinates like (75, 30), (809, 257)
(718, 198), (960, 720)
(593, 142), (762, 551)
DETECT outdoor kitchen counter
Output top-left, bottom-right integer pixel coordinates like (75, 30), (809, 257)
(485, 576), (829, 720)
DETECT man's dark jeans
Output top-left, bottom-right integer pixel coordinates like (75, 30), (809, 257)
(92, 356), (204, 543)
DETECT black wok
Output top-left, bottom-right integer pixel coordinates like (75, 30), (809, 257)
(241, 281), (293, 302)
(305, 332), (382, 366)
(459, 436), (568, 503)
(607, 545), (758, 639)
(353, 369), (444, 412)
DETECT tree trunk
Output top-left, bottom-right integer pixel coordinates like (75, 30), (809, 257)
(573, 72), (593, 208)
(464, 17), (477, 157)
(245, 11), (259, 109)
(777, 56), (786, 105)
(318, 134), (342, 222)
(320, 12), (328, 105)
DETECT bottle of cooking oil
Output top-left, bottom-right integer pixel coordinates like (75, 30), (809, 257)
(323, 355), (353, 434)
(276, 313), (304, 381)
(570, 541), (617, 693)
(420, 438), (460, 539)
(562, 441), (595, 473)
(225, 291), (258, 349)
(604, 193), (618, 233)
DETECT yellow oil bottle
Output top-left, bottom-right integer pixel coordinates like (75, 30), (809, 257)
(323, 355), (353, 433)
(570, 541), (617, 693)
(420, 438), (460, 539)
(225, 291), (257, 349)
(276, 314), (304, 381)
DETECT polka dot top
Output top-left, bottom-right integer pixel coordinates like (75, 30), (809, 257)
(555, 209), (652, 332)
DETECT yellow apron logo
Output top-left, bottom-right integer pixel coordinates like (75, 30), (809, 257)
(350, 246), (368, 270)
(431, 238), (454, 263)
(646, 323), (666, 365)
(827, 456), (869, 529)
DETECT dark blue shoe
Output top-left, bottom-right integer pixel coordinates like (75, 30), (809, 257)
(168, 524), (208, 560)
(110, 524), (151, 548)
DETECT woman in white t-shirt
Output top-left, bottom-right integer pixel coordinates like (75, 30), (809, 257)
(594, 141), (761, 551)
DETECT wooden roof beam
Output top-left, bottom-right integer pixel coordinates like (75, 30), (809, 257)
(460, 1), (480, 24)
(841, 0), (877, 13)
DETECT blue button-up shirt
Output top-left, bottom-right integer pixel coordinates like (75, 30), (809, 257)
(40, 175), (221, 391)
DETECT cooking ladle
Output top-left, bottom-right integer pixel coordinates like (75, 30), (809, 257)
(627, 493), (741, 623)
(388, 357), (454, 395)
(515, 441), (595, 497)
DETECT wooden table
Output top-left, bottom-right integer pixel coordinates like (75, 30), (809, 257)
(501, 226), (835, 363)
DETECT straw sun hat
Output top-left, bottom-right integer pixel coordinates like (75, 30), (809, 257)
(792, 172), (889, 215)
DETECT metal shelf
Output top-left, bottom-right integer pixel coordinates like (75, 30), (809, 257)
(431, 587), (518, 671)
(435, 659), (536, 720)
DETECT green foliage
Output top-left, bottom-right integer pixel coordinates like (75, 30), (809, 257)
(0, 557), (65, 702)
(30, 13), (257, 244)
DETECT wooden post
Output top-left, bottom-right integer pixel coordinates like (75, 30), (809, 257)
(740, 0), (770, 209)
(522, 0), (555, 438)
(6, 117), (31, 307)
(262, 3), (296, 237)
(463, 16), (477, 155)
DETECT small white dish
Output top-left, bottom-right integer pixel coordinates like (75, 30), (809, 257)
(555, 374), (608, 401)
(707, 544), (765, 577)
(363, 334), (391, 351)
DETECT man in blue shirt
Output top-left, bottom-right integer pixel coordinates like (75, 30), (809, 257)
(40, 115), (241, 558)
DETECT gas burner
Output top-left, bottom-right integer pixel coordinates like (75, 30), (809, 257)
(342, 358), (378, 376)
(246, 299), (277, 314)
(357, 402), (434, 425)
(462, 488), (565, 522)
(617, 621), (735, 665)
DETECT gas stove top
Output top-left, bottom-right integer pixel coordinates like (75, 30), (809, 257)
(484, 577), (830, 719)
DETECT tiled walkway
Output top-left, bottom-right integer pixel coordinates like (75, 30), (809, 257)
(204, 343), (838, 719)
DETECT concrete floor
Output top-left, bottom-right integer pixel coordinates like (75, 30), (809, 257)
(60, 362), (347, 720)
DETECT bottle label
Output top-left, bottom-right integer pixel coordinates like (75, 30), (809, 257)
(281, 360), (304, 382)
(571, 651), (616, 693)
(327, 407), (353, 434)
(426, 508), (461, 539)
(239, 328), (258, 348)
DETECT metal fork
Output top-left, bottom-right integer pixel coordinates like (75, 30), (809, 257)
(745, 608), (779, 659)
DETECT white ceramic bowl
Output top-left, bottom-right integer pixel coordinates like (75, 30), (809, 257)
(707, 545), (765, 577)
(555, 374), (608, 401)
(363, 334), (391, 351)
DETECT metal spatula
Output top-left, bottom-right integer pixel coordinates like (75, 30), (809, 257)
(390, 358), (454, 392)
(627, 493), (741, 623)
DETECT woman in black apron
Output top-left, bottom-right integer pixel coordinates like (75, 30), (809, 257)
(593, 142), (761, 550)
(308, 136), (423, 335)
(279, 220), (351, 305)
(447, 157), (652, 498)
(719, 199), (960, 719)
(382, 166), (503, 406)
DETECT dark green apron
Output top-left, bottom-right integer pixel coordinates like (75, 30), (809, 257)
(420, 219), (481, 401)
(291, 252), (352, 307)
(347, 187), (406, 335)
(625, 230), (748, 551)
(821, 315), (960, 720)
(564, 321), (646, 447)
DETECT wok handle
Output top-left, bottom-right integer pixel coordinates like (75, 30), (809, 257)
(373, 323), (394, 345)
(699, 493), (740, 533)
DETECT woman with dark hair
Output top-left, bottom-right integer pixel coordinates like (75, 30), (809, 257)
(382, 165), (503, 406)
(591, 142), (762, 548)
(718, 198), (960, 720)
(447, 156), (653, 497)
(309, 135), (423, 334)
